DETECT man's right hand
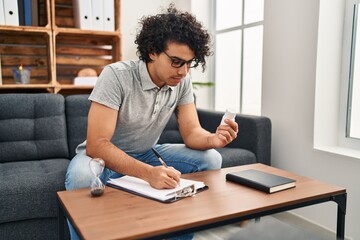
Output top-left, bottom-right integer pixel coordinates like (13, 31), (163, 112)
(148, 166), (181, 189)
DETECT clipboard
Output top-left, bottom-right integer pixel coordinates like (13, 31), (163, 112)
(107, 176), (209, 203)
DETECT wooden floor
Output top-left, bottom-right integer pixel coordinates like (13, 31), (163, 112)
(194, 212), (341, 240)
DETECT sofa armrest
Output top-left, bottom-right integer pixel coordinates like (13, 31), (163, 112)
(197, 109), (271, 165)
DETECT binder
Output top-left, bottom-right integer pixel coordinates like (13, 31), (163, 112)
(0, 0), (5, 25)
(103, 0), (114, 31)
(3, 0), (19, 26)
(72, 0), (92, 30)
(91, 0), (103, 30)
(17, 0), (24, 25)
(31, 0), (38, 26)
(23, 0), (32, 26)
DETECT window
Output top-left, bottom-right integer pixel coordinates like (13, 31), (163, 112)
(347, 1), (360, 139)
(339, 0), (360, 149)
(314, 0), (360, 159)
(213, 0), (264, 115)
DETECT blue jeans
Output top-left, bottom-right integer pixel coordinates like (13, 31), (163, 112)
(65, 143), (222, 240)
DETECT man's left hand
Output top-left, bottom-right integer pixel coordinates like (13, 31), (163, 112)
(209, 119), (239, 148)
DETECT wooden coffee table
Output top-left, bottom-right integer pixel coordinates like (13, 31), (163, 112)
(57, 163), (346, 240)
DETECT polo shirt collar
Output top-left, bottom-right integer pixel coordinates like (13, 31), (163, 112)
(139, 61), (174, 91)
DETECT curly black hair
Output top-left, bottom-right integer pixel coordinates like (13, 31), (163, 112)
(135, 4), (212, 72)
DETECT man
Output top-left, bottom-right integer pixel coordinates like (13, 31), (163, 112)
(65, 5), (238, 240)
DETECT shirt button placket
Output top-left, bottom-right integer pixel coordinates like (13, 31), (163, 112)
(153, 89), (160, 117)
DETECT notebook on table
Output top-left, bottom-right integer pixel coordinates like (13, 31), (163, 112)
(226, 169), (296, 193)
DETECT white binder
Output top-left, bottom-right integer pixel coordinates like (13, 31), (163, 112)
(91, 0), (103, 30)
(72, 0), (92, 30)
(3, 0), (19, 26)
(103, 0), (114, 31)
(0, 0), (5, 25)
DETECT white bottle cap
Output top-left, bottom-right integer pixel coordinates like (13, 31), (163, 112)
(224, 108), (236, 120)
(220, 108), (236, 125)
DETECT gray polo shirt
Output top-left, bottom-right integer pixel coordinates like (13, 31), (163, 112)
(89, 60), (194, 153)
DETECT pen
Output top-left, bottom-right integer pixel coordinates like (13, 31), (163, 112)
(152, 148), (168, 168)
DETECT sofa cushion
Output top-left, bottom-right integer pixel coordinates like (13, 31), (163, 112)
(0, 159), (70, 223)
(0, 94), (69, 163)
(158, 113), (184, 144)
(0, 218), (69, 240)
(216, 148), (257, 168)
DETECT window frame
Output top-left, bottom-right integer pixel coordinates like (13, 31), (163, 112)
(339, 0), (360, 148)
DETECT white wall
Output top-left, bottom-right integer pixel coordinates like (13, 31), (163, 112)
(262, 0), (360, 238)
(121, 0), (180, 61)
(189, 0), (214, 109)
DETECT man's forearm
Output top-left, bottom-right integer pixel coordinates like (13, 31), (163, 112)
(86, 139), (152, 180)
(183, 128), (215, 150)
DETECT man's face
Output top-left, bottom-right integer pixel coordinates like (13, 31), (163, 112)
(147, 42), (195, 87)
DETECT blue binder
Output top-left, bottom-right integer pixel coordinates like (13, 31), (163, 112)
(23, 0), (32, 26)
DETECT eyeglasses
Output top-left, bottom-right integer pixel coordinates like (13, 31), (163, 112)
(162, 50), (199, 69)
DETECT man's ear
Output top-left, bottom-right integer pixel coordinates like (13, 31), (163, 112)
(149, 52), (158, 61)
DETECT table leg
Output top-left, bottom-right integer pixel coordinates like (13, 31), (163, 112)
(58, 198), (65, 240)
(332, 193), (347, 240)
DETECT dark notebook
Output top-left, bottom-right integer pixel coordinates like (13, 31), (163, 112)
(226, 169), (296, 193)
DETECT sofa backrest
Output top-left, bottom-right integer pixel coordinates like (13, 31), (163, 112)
(157, 112), (184, 144)
(65, 94), (91, 159)
(0, 94), (69, 163)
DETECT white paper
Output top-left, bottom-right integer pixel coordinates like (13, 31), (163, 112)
(108, 176), (205, 202)
(73, 76), (97, 86)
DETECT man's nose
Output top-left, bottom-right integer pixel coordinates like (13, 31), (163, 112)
(177, 64), (189, 75)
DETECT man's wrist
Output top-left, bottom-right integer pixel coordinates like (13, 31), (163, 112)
(207, 135), (214, 149)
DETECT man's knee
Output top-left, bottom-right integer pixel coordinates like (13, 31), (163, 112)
(203, 149), (222, 170)
(65, 152), (93, 190)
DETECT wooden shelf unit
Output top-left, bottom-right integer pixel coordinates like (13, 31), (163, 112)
(0, 0), (121, 94)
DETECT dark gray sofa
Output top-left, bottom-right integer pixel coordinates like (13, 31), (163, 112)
(0, 93), (271, 240)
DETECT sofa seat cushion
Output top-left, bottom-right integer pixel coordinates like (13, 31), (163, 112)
(216, 148), (257, 168)
(0, 159), (70, 223)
